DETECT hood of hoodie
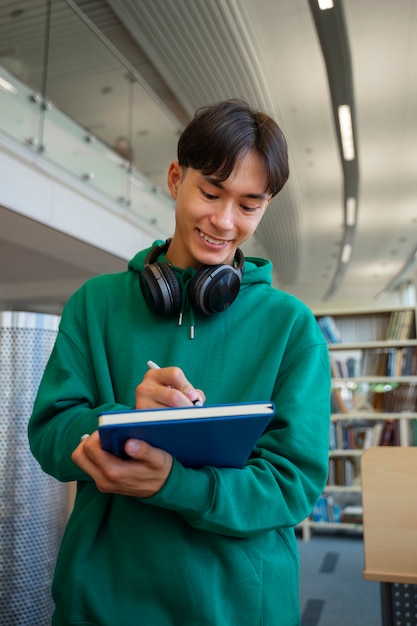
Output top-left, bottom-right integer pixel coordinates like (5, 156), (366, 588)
(128, 241), (274, 338)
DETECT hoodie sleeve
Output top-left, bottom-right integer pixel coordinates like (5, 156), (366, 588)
(143, 331), (331, 538)
(28, 281), (132, 482)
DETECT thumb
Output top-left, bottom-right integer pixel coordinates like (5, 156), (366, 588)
(124, 438), (164, 462)
(124, 438), (146, 458)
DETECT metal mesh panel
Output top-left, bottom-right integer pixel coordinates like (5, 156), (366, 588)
(0, 312), (69, 626)
(391, 583), (417, 626)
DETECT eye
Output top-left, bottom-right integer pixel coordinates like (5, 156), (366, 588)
(240, 204), (260, 213)
(200, 188), (218, 200)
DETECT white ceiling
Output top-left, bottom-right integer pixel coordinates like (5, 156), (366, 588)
(1, 0), (417, 314)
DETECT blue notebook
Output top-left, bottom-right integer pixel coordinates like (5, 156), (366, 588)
(98, 401), (275, 468)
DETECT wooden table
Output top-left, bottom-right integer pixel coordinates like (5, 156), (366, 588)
(361, 447), (417, 625)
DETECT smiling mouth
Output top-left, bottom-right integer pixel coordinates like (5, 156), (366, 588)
(199, 230), (231, 246)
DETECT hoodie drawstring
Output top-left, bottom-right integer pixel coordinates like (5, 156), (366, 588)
(177, 267), (197, 339)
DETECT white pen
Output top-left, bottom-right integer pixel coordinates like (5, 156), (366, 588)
(147, 360), (161, 371)
(146, 360), (203, 406)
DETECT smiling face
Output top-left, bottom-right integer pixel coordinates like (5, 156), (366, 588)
(165, 150), (272, 270)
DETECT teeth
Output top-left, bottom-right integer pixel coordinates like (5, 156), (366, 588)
(200, 231), (227, 245)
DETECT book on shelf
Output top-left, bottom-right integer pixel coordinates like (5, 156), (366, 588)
(387, 348), (404, 376)
(331, 346), (417, 379)
(312, 494), (342, 523)
(385, 311), (399, 340)
(328, 456), (360, 487)
(401, 345), (417, 375)
(330, 420), (385, 451)
(385, 309), (415, 340)
(340, 505), (363, 524)
(317, 315), (342, 344)
(330, 353), (362, 378)
(371, 383), (417, 413)
(98, 401), (275, 468)
(317, 307), (415, 344)
(398, 417), (413, 447)
(364, 422), (384, 447)
(379, 420), (399, 446)
(312, 496), (363, 525)
(412, 420), (417, 446)
(332, 417), (411, 449)
(331, 389), (350, 414)
(385, 346), (417, 376)
(362, 349), (390, 376)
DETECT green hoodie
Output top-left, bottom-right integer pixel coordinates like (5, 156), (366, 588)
(29, 243), (331, 626)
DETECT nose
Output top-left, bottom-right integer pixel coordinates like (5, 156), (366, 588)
(209, 202), (234, 232)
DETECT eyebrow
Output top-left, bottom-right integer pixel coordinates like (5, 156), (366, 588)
(204, 176), (269, 201)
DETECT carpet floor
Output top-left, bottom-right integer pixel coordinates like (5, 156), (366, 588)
(298, 532), (381, 626)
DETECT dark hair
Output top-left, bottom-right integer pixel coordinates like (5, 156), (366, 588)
(177, 99), (289, 197)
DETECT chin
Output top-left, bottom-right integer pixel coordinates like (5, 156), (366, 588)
(204, 253), (234, 268)
(193, 236), (236, 266)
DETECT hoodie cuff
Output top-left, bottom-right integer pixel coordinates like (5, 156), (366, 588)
(142, 458), (215, 523)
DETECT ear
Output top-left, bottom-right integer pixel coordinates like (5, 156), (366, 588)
(167, 161), (182, 200)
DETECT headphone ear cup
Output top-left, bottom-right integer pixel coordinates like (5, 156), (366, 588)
(189, 265), (242, 316)
(139, 262), (182, 314)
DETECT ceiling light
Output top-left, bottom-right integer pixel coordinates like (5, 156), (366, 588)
(318, 0), (334, 9)
(338, 105), (355, 160)
(309, 0), (359, 300)
(346, 197), (356, 226)
(341, 243), (352, 264)
(0, 76), (17, 94)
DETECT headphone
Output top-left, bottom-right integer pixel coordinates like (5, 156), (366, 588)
(139, 239), (244, 316)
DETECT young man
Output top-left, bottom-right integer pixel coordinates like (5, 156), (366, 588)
(29, 99), (331, 625)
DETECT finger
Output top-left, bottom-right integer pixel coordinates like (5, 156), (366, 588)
(161, 367), (203, 405)
(193, 388), (206, 406)
(138, 366), (203, 408)
(72, 431), (110, 475)
(71, 439), (100, 477)
(124, 439), (165, 464)
(79, 429), (100, 451)
(72, 433), (131, 491)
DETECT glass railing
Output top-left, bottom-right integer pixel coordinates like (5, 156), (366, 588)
(0, 0), (177, 236)
(0, 68), (42, 148)
(42, 102), (131, 203)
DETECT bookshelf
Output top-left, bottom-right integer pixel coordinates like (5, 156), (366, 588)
(298, 307), (417, 541)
